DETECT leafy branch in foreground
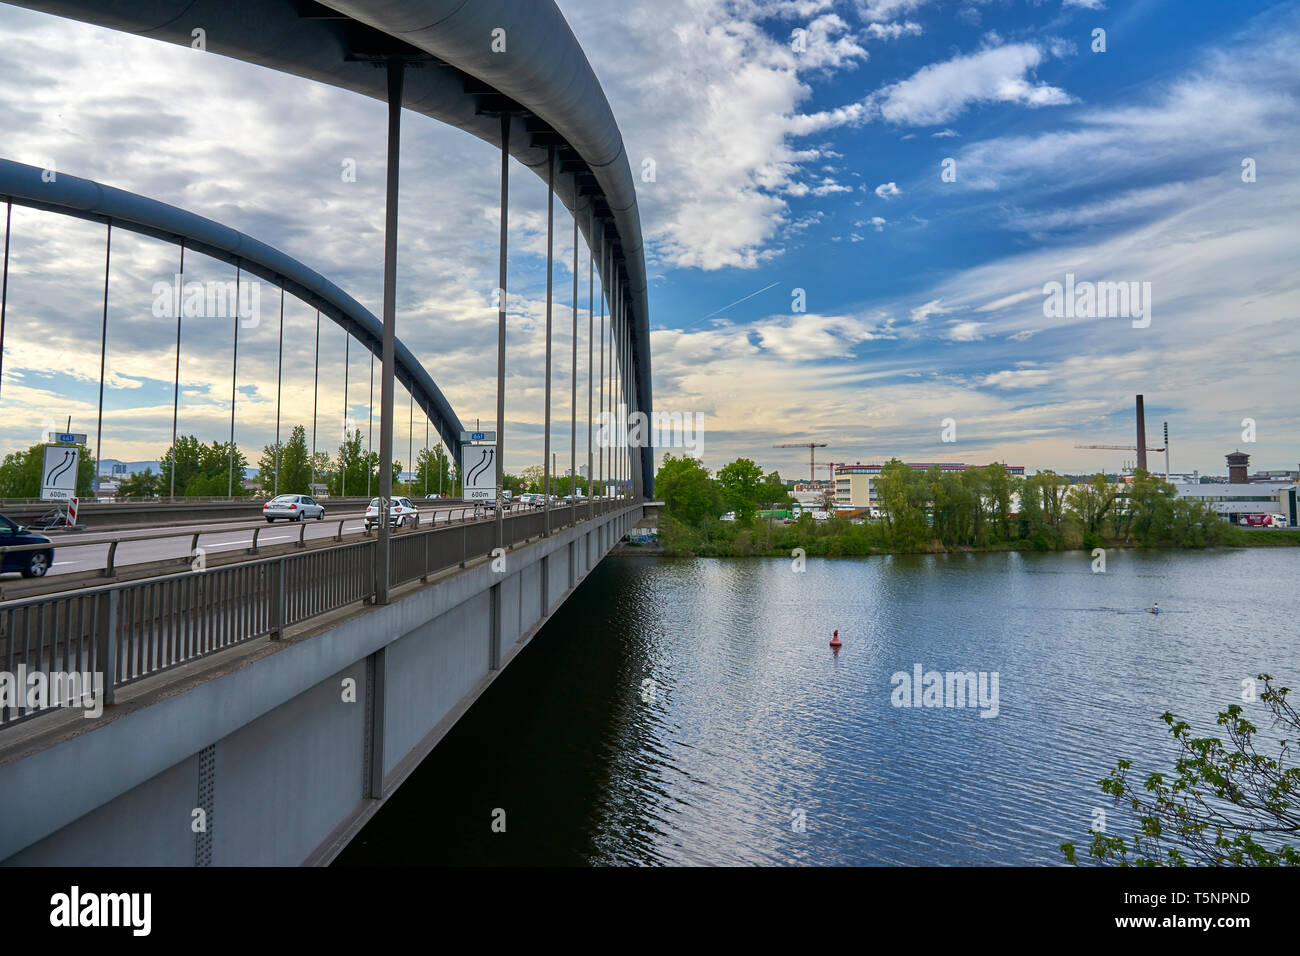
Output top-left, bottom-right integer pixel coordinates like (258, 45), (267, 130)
(1062, 675), (1299, 866)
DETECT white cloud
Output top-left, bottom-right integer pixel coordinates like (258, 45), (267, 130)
(909, 298), (951, 323)
(952, 34), (1299, 192)
(787, 212), (824, 233)
(1063, 0), (1106, 9)
(981, 368), (1055, 388)
(1048, 37), (1078, 58)
(946, 321), (985, 341)
(854, 0), (932, 19)
(753, 311), (893, 360)
(865, 44), (1074, 125)
(975, 288), (1040, 312)
(554, 2), (878, 270)
(874, 181), (902, 199)
(810, 178), (854, 196)
(931, 128), (958, 138)
(864, 21), (923, 40)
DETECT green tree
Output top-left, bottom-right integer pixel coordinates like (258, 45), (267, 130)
(1125, 468), (1177, 543)
(983, 464), (1016, 542)
(1067, 473), (1118, 542)
(312, 451), (336, 493)
(0, 442), (95, 499)
(655, 454), (722, 527)
(328, 429), (374, 497)
(876, 459), (930, 550)
(716, 457), (765, 522)
(256, 425), (312, 496)
(159, 435), (251, 497)
(929, 468), (976, 546)
(116, 468), (159, 499)
(198, 440), (251, 497)
(160, 435), (204, 497)
(1062, 675), (1299, 866)
(414, 445), (453, 497)
(1019, 470), (1070, 548)
(759, 471), (792, 510)
(519, 464), (544, 493)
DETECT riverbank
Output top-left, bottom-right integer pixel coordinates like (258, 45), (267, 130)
(655, 514), (1300, 558)
(611, 539), (665, 556)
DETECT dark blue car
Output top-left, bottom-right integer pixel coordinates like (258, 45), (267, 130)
(0, 513), (54, 577)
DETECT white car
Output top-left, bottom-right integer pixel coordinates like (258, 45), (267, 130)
(263, 494), (325, 522)
(364, 496), (420, 530)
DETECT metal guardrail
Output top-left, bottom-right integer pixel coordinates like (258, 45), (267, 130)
(0, 496), (471, 506)
(0, 497), (635, 726)
(0, 503), (530, 582)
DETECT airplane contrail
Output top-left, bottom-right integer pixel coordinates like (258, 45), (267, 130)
(675, 281), (781, 332)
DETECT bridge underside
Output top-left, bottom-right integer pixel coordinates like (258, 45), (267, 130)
(0, 505), (643, 866)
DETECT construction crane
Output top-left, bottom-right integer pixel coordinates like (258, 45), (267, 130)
(1076, 395), (1171, 478)
(774, 442), (828, 483)
(1074, 444), (1166, 451)
(1074, 443), (1169, 479)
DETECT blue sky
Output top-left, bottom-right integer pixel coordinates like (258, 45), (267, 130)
(0, 0), (1296, 479)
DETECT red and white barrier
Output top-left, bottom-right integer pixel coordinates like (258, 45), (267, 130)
(67, 496), (78, 526)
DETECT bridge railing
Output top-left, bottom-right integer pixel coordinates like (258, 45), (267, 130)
(0, 497), (637, 727)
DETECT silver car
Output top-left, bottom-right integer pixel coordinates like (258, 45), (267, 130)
(364, 496), (420, 530)
(263, 494), (325, 522)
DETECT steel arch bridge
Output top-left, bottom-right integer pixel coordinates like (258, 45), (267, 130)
(2, 0), (656, 495)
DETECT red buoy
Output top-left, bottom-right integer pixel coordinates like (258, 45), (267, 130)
(829, 629), (842, 648)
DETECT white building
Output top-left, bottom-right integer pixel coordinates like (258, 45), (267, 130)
(1172, 482), (1298, 526)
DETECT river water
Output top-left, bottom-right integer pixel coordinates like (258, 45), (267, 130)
(335, 548), (1299, 866)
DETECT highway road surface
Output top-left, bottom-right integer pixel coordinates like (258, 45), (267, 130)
(3, 501), (555, 581)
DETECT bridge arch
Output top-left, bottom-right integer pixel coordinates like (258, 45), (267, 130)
(0, 158), (468, 460)
(8, 0), (655, 492)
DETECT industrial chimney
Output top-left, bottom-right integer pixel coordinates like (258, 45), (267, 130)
(1227, 450), (1250, 484)
(1135, 395), (1147, 472)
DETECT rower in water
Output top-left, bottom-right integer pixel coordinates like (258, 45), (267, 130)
(1148, 602), (1160, 614)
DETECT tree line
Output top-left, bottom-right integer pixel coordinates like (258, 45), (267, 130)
(0, 427), (462, 501)
(654, 455), (1234, 557)
(875, 461), (1230, 551)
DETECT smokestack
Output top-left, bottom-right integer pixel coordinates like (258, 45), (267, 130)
(1135, 395), (1147, 472)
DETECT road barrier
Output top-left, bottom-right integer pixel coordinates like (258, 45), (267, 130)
(0, 503), (532, 600)
(0, 496), (468, 532)
(0, 498), (635, 726)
